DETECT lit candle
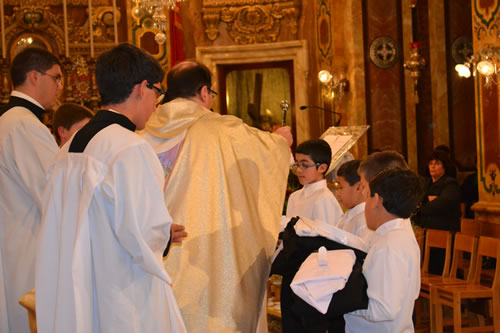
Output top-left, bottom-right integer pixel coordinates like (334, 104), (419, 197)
(63, 0), (69, 58)
(88, 0), (94, 58)
(112, 0), (118, 44)
(0, 0), (5, 59)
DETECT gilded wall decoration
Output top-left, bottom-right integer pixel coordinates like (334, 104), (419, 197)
(201, 0), (299, 44)
(130, 2), (169, 67)
(5, 0), (109, 5)
(473, 0), (500, 40)
(72, 6), (121, 43)
(316, 1), (332, 61)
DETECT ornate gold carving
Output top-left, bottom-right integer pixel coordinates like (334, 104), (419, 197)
(202, 0), (299, 44)
(202, 8), (222, 41)
(5, 0), (109, 6)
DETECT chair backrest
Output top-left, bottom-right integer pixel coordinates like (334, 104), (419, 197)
(422, 229), (453, 276)
(461, 218), (481, 236)
(414, 226), (425, 267)
(448, 232), (478, 281)
(472, 236), (500, 288)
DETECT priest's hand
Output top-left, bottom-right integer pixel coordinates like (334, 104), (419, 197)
(171, 224), (188, 243)
(274, 126), (293, 147)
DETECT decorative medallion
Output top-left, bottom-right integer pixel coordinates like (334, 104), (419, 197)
(474, 0), (500, 28)
(369, 36), (399, 69)
(316, 1), (332, 59)
(451, 36), (473, 64)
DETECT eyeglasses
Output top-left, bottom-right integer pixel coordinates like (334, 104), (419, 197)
(208, 88), (218, 97)
(197, 85), (217, 97)
(146, 82), (166, 98)
(291, 162), (320, 174)
(37, 70), (63, 85)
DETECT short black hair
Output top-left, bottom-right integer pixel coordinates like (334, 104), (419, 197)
(369, 168), (423, 218)
(358, 151), (408, 182)
(296, 139), (332, 174)
(10, 48), (61, 88)
(162, 60), (212, 103)
(337, 159), (362, 185)
(96, 43), (164, 106)
(53, 103), (94, 144)
(427, 151), (454, 177)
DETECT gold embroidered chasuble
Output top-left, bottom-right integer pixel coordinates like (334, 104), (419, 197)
(144, 99), (290, 332)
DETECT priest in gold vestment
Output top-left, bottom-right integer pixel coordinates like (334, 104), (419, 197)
(142, 61), (292, 332)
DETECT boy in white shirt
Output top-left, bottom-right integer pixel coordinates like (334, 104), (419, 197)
(336, 159), (373, 242)
(286, 139), (343, 225)
(344, 167), (421, 333)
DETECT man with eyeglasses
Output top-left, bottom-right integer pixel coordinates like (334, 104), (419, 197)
(141, 60), (293, 332)
(0, 47), (62, 333)
(35, 44), (186, 332)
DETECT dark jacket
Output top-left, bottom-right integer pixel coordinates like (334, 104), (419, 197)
(415, 175), (461, 231)
(271, 218), (368, 333)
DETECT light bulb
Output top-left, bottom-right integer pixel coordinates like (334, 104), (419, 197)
(476, 60), (495, 76)
(318, 70), (333, 83)
(455, 63), (471, 78)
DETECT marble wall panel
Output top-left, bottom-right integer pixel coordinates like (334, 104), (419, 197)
(363, 0), (406, 154)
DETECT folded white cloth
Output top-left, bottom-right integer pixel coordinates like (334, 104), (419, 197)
(290, 248), (356, 314)
(294, 217), (368, 252)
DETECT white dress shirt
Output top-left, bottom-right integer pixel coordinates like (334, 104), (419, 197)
(344, 218), (420, 333)
(337, 202), (374, 243)
(286, 179), (343, 226)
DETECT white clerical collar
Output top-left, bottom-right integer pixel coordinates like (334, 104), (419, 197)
(302, 179), (327, 197)
(11, 91), (45, 110)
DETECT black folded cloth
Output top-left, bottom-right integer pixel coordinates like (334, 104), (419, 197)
(271, 217), (369, 333)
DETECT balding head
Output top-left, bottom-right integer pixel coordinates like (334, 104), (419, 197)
(163, 60), (212, 103)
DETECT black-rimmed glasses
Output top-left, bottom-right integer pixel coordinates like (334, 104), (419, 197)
(290, 162), (320, 175)
(146, 82), (166, 98)
(197, 85), (217, 97)
(37, 70), (63, 85)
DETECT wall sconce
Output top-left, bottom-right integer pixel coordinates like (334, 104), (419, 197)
(318, 70), (349, 99)
(403, 42), (426, 104)
(455, 44), (500, 85)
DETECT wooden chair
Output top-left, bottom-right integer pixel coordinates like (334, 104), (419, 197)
(18, 288), (37, 333)
(427, 233), (479, 331)
(414, 226), (426, 268)
(416, 229), (453, 329)
(461, 218), (481, 237)
(430, 236), (500, 333)
(421, 229), (453, 282)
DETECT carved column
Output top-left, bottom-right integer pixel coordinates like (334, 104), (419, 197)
(471, 0), (500, 223)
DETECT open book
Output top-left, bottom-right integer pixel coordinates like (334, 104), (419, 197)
(320, 125), (370, 175)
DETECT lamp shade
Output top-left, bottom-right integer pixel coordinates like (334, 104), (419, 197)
(318, 70), (333, 83)
(476, 60), (495, 76)
(455, 63), (471, 78)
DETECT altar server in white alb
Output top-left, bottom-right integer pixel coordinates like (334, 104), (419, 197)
(287, 139), (343, 225)
(0, 48), (62, 333)
(344, 167), (421, 333)
(35, 44), (187, 332)
(335, 159), (373, 242)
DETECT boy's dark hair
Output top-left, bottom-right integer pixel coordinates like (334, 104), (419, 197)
(358, 151), (408, 182)
(96, 43), (164, 106)
(53, 103), (94, 144)
(296, 139), (332, 174)
(337, 159), (362, 185)
(427, 150), (453, 177)
(162, 60), (212, 103)
(11, 48), (61, 88)
(369, 168), (422, 218)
